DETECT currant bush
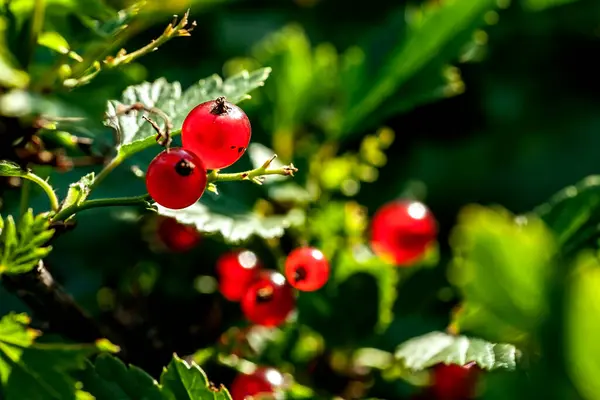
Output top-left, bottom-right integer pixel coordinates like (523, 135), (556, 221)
(216, 249), (262, 301)
(370, 200), (437, 266)
(241, 270), (296, 327)
(181, 97), (252, 170)
(145, 147), (207, 209)
(284, 247), (330, 291)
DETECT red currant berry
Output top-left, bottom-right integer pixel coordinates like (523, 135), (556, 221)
(241, 270), (295, 327)
(216, 250), (262, 302)
(284, 247), (329, 291)
(370, 200), (437, 266)
(229, 368), (284, 400)
(156, 216), (200, 252)
(432, 362), (479, 400)
(181, 97), (251, 170)
(146, 147), (207, 210)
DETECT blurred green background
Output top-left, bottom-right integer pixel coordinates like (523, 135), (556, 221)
(2, 0), (600, 398)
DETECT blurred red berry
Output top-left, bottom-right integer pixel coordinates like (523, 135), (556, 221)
(432, 362), (479, 400)
(229, 367), (284, 400)
(370, 200), (437, 266)
(241, 270), (295, 327)
(285, 247), (329, 291)
(156, 217), (200, 252)
(216, 250), (262, 301)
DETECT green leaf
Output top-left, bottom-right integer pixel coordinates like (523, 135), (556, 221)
(155, 190), (305, 244)
(566, 251), (600, 400)
(450, 205), (557, 336)
(160, 355), (232, 400)
(80, 354), (162, 400)
(532, 175), (600, 255)
(61, 173), (95, 212)
(393, 331), (519, 373)
(0, 210), (54, 275)
(0, 160), (27, 177)
(298, 246), (399, 346)
(0, 16), (29, 89)
(343, 0), (496, 133)
(105, 68), (272, 159)
(0, 313), (118, 400)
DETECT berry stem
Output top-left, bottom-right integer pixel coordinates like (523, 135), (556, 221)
(89, 154), (124, 191)
(207, 155), (297, 185)
(51, 194), (151, 222)
(21, 170), (60, 212)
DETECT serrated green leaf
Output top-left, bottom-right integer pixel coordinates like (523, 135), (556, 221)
(343, 0), (496, 133)
(0, 160), (27, 177)
(61, 173), (95, 211)
(394, 331), (519, 373)
(450, 205), (556, 335)
(0, 313), (118, 400)
(155, 191), (305, 244)
(160, 355), (232, 400)
(80, 354), (162, 400)
(0, 210), (54, 275)
(105, 68), (271, 159)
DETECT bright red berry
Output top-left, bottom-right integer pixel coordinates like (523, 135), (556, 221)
(181, 97), (251, 170)
(241, 270), (295, 327)
(432, 362), (479, 400)
(370, 200), (437, 266)
(146, 147), (207, 209)
(156, 216), (200, 252)
(216, 250), (262, 301)
(229, 367), (284, 400)
(285, 247), (329, 291)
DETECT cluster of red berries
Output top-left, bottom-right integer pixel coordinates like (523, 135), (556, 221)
(146, 97), (252, 209)
(216, 247), (330, 327)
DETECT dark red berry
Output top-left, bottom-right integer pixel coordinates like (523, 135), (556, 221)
(181, 97), (251, 170)
(216, 250), (261, 302)
(285, 247), (329, 291)
(146, 147), (207, 209)
(370, 200), (437, 266)
(156, 216), (200, 252)
(241, 270), (295, 327)
(229, 368), (284, 400)
(432, 362), (479, 400)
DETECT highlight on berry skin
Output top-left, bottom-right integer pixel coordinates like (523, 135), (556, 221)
(181, 97), (252, 170)
(370, 199), (437, 266)
(241, 270), (295, 327)
(145, 147), (207, 209)
(285, 247), (330, 292)
(229, 367), (285, 400)
(216, 249), (262, 302)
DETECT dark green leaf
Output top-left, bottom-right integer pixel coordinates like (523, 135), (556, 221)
(0, 210), (54, 275)
(160, 355), (232, 400)
(343, 0), (496, 133)
(80, 354), (162, 400)
(105, 68), (271, 159)
(0, 313), (118, 400)
(523, 0), (579, 11)
(394, 331), (519, 373)
(155, 191), (305, 244)
(532, 175), (600, 254)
